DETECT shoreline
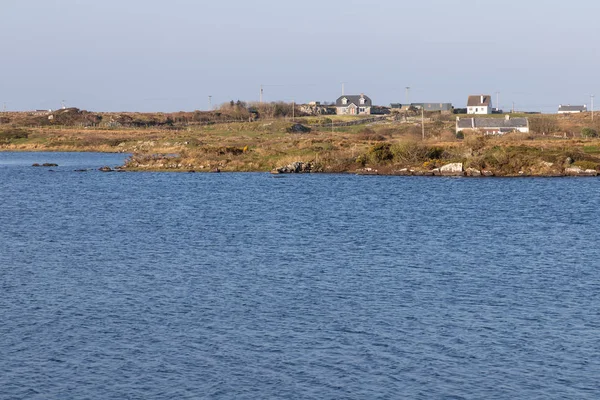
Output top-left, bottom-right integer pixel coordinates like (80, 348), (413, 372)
(3, 112), (600, 177)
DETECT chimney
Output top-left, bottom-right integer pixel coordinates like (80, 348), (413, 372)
(505, 115), (510, 120)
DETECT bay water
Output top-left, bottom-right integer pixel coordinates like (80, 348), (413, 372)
(1, 152), (599, 399)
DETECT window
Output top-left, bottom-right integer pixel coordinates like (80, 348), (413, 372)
(342, 97), (347, 105)
(359, 98), (365, 105)
(359, 107), (365, 113)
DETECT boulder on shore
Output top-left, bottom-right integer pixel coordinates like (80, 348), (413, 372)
(273, 161), (312, 174)
(565, 166), (598, 176)
(98, 166), (113, 172)
(465, 167), (481, 177)
(440, 163), (464, 176)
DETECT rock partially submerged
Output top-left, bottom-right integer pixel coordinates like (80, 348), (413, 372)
(273, 161), (312, 174)
(32, 163), (58, 167)
(98, 166), (113, 172)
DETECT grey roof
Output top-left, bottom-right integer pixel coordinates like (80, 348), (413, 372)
(467, 95), (491, 107)
(412, 103), (453, 111)
(336, 95), (372, 107)
(457, 117), (528, 129)
(558, 105), (586, 112)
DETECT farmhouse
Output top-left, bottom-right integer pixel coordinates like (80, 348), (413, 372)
(467, 95), (492, 114)
(336, 94), (372, 115)
(558, 105), (587, 114)
(456, 115), (529, 135)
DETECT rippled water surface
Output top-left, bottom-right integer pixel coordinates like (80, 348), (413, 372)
(1, 152), (600, 399)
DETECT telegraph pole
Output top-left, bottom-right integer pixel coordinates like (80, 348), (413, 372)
(208, 95), (212, 111)
(496, 92), (500, 112)
(341, 82), (345, 96)
(421, 106), (425, 140)
(591, 95), (595, 121)
(405, 87), (411, 106)
(259, 84), (263, 103)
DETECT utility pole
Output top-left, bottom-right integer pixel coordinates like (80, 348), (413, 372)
(61, 100), (66, 109)
(260, 84), (263, 103)
(512, 102), (515, 113)
(208, 95), (212, 111)
(591, 95), (595, 121)
(496, 92), (500, 112)
(405, 87), (411, 106)
(292, 99), (295, 120)
(341, 82), (345, 96)
(2, 102), (5, 112)
(421, 106), (425, 140)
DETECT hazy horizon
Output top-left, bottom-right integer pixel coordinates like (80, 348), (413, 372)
(2, 0), (598, 113)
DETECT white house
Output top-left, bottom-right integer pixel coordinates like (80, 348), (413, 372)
(467, 95), (492, 114)
(336, 94), (372, 115)
(456, 115), (529, 135)
(558, 105), (587, 114)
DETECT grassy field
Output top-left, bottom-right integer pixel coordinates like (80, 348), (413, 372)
(2, 111), (600, 176)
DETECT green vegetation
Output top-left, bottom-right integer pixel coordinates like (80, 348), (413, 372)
(3, 109), (600, 176)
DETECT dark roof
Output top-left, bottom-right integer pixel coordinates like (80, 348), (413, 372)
(558, 105), (586, 112)
(412, 103), (453, 111)
(336, 95), (372, 107)
(457, 117), (528, 129)
(467, 95), (491, 107)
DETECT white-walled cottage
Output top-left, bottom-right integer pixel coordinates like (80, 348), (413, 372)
(336, 94), (372, 115)
(467, 95), (492, 114)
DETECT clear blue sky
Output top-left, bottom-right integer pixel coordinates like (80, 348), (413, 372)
(2, 0), (598, 112)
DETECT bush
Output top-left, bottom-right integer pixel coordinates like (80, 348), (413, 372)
(391, 141), (444, 163)
(367, 143), (393, 164)
(574, 160), (599, 170)
(581, 127), (598, 138)
(456, 131), (464, 139)
(0, 128), (29, 142)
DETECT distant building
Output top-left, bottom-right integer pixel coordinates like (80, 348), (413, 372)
(558, 105), (587, 114)
(336, 94), (372, 115)
(456, 115), (529, 135)
(467, 95), (492, 114)
(370, 106), (391, 115)
(411, 103), (453, 112)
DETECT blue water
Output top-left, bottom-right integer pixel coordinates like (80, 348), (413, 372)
(1, 152), (600, 399)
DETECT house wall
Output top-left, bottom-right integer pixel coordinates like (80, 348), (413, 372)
(336, 105), (371, 115)
(467, 106), (491, 115)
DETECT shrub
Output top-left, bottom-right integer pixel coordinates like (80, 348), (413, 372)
(456, 131), (464, 139)
(391, 141), (444, 163)
(573, 160), (599, 170)
(581, 127), (598, 138)
(367, 143), (393, 164)
(0, 128), (29, 142)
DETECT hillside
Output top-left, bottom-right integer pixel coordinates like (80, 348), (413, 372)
(2, 110), (600, 176)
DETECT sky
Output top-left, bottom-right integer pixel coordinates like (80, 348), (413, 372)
(1, 0), (598, 112)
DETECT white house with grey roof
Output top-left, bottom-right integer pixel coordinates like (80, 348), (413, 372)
(336, 94), (372, 115)
(558, 105), (587, 114)
(467, 95), (492, 114)
(456, 115), (529, 135)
